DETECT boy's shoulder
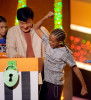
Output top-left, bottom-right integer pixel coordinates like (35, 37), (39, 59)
(54, 47), (67, 57)
(58, 47), (72, 56)
(62, 47), (73, 60)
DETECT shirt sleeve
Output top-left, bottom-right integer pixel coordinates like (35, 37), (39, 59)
(40, 26), (49, 57)
(42, 34), (49, 47)
(62, 51), (76, 67)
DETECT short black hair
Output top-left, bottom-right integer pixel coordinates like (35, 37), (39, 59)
(17, 7), (34, 22)
(51, 28), (66, 42)
(0, 16), (7, 22)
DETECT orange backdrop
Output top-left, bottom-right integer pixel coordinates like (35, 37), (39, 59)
(70, 0), (91, 28)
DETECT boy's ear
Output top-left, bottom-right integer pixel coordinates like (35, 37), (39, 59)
(59, 41), (63, 45)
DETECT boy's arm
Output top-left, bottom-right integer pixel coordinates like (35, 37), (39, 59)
(72, 66), (88, 95)
(34, 11), (54, 39)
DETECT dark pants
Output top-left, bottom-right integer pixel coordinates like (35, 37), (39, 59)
(39, 81), (63, 100)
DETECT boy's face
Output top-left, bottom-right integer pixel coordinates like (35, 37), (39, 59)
(19, 18), (33, 33)
(49, 34), (62, 49)
(0, 22), (7, 39)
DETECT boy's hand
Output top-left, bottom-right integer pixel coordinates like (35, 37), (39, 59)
(47, 11), (54, 18)
(43, 11), (54, 20)
(81, 86), (88, 96)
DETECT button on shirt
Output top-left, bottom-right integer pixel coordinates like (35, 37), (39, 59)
(42, 34), (76, 85)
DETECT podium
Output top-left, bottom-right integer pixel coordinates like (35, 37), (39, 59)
(0, 58), (44, 100)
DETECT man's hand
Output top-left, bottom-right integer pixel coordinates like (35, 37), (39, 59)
(13, 54), (25, 58)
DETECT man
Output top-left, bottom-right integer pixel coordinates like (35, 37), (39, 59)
(6, 7), (49, 58)
(6, 7), (49, 98)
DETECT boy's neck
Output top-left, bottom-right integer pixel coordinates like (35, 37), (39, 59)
(59, 45), (65, 48)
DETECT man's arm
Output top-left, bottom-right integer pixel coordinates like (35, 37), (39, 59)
(6, 28), (24, 58)
(34, 11), (54, 39)
(6, 28), (17, 58)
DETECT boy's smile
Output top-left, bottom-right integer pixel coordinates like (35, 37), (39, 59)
(49, 34), (62, 49)
(19, 18), (33, 33)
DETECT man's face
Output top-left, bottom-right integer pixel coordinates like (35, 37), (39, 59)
(19, 18), (33, 33)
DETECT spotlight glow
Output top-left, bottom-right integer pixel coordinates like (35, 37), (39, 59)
(70, 24), (91, 34)
(76, 61), (91, 71)
(54, 0), (62, 29)
(15, 0), (27, 25)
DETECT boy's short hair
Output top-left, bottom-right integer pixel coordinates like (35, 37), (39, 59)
(17, 7), (34, 22)
(0, 16), (7, 22)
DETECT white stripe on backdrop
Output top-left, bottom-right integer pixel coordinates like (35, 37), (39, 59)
(0, 72), (5, 100)
(0, 71), (38, 100)
(30, 71), (38, 100)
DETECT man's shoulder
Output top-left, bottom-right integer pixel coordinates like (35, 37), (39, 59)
(8, 25), (20, 31)
(40, 26), (48, 31)
(7, 25), (20, 36)
(40, 26), (49, 35)
(40, 26), (47, 30)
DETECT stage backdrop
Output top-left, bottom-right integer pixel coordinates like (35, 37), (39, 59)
(0, 0), (72, 100)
